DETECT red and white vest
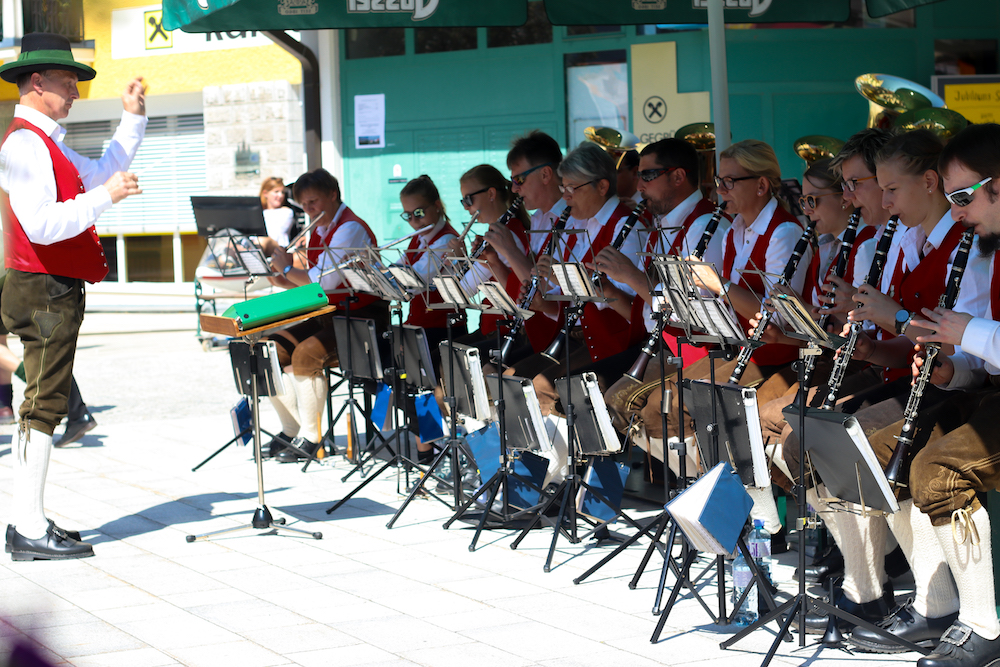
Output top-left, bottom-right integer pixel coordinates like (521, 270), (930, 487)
(405, 222), (460, 329)
(308, 205), (381, 310)
(2, 117), (108, 283)
(480, 217), (531, 336)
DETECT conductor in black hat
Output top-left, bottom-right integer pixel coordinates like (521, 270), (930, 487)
(0, 32), (146, 561)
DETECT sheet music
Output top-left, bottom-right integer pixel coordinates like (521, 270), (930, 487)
(478, 281), (532, 318)
(694, 298), (744, 341)
(388, 265), (426, 290)
(237, 249), (272, 276)
(522, 382), (551, 453)
(433, 275), (473, 307)
(551, 263), (598, 299)
(340, 267), (373, 294)
(586, 377), (622, 455)
(844, 416), (900, 513)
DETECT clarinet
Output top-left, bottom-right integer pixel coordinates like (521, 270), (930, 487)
(496, 206), (572, 364)
(820, 215), (900, 410)
(800, 210), (862, 387)
(623, 202), (727, 382)
(540, 200), (647, 362)
(884, 227), (975, 487)
(464, 196), (522, 269)
(728, 219), (817, 383)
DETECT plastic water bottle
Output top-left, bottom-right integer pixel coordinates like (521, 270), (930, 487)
(749, 519), (772, 583)
(731, 551), (757, 626)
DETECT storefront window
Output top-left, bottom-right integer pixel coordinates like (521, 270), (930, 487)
(415, 27), (477, 54)
(487, 1), (552, 48)
(125, 235), (173, 283)
(565, 50), (629, 147)
(345, 28), (405, 59)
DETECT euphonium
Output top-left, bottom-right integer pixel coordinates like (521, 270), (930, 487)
(728, 219), (817, 384)
(496, 206), (572, 365)
(540, 200), (647, 363)
(820, 215), (899, 410)
(622, 202), (727, 382)
(884, 228), (974, 487)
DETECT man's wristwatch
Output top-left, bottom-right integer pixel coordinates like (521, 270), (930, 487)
(283, 264), (293, 276)
(894, 309), (913, 336)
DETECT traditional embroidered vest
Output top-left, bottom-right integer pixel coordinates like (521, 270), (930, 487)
(2, 118), (107, 282)
(404, 222), (460, 329)
(307, 205), (381, 309)
(480, 217), (531, 336)
(722, 206), (803, 367)
(577, 201), (638, 362)
(883, 220), (966, 382)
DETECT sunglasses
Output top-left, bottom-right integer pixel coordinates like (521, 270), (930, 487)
(714, 174), (756, 191)
(460, 187), (489, 208)
(842, 174), (877, 192)
(798, 191), (841, 210)
(638, 166), (679, 183)
(511, 162), (553, 186)
(558, 180), (595, 195)
(945, 176), (993, 207)
(400, 208), (430, 222)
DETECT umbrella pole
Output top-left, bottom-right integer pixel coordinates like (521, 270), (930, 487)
(708, 0), (731, 157)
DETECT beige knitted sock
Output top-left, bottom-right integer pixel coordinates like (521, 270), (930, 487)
(835, 504), (888, 604)
(934, 507), (1000, 639)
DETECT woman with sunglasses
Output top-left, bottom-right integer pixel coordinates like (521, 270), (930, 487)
(447, 164), (536, 361)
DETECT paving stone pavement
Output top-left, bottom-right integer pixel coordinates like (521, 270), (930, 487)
(0, 316), (922, 666)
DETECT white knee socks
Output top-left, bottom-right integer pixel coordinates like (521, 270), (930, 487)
(269, 371), (300, 437)
(13, 427), (52, 539)
(885, 500), (958, 618)
(833, 504), (888, 604)
(746, 486), (783, 535)
(292, 373), (326, 444)
(935, 507), (1000, 640)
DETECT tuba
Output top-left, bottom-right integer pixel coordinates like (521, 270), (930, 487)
(895, 107), (968, 142)
(793, 135), (845, 164)
(855, 73), (946, 129)
(675, 121), (716, 200)
(584, 126), (643, 169)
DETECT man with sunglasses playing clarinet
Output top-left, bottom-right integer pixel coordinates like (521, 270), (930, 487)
(596, 137), (727, 469)
(851, 122), (1000, 667)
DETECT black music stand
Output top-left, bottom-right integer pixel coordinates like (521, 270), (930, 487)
(719, 285), (923, 665)
(186, 330), (323, 543)
(443, 285), (548, 551)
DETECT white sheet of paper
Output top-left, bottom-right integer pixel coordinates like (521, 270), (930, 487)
(354, 94), (385, 149)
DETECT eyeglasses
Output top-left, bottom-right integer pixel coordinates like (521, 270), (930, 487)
(460, 187), (489, 208)
(511, 162), (553, 186)
(945, 176), (993, 207)
(558, 180), (595, 195)
(798, 191), (841, 210)
(638, 167), (678, 183)
(842, 175), (877, 192)
(400, 208), (429, 222)
(713, 174), (756, 191)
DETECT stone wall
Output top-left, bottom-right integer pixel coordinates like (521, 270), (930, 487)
(202, 79), (305, 195)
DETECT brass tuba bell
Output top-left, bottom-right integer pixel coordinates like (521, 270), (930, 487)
(855, 73), (946, 129)
(675, 122), (716, 199)
(793, 135), (845, 164)
(895, 107), (969, 142)
(584, 126), (641, 169)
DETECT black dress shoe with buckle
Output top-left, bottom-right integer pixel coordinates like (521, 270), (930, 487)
(850, 599), (959, 653)
(276, 437), (319, 463)
(792, 584), (894, 634)
(5, 522), (82, 552)
(54, 412), (97, 447)
(918, 622), (1000, 667)
(6, 524), (94, 561)
(261, 432), (294, 460)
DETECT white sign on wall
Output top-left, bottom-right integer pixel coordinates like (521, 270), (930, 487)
(111, 5), (299, 59)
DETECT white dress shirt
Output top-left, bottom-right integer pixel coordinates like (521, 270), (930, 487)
(721, 197), (810, 295)
(561, 197), (644, 304)
(0, 104), (146, 245)
(308, 203), (375, 293)
(528, 198), (568, 257)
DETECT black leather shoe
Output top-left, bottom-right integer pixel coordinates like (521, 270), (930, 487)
(7, 524), (94, 561)
(792, 585), (894, 634)
(794, 544), (844, 584)
(54, 412), (97, 447)
(276, 437), (319, 463)
(5, 522), (82, 552)
(262, 433), (294, 460)
(850, 600), (959, 653)
(918, 622), (1000, 667)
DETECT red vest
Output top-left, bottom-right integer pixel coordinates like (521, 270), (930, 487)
(308, 205), (381, 309)
(843, 224), (879, 288)
(2, 118), (108, 283)
(480, 217), (531, 336)
(577, 201), (639, 362)
(883, 220), (966, 382)
(722, 205), (803, 367)
(405, 222), (460, 329)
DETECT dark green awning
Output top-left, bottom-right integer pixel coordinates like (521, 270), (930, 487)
(162, 0), (527, 32)
(865, 0), (944, 18)
(543, 0), (849, 25)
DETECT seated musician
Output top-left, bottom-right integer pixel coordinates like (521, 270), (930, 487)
(449, 165), (532, 359)
(780, 130), (990, 640)
(265, 169), (388, 462)
(395, 175), (466, 465)
(842, 122), (1000, 665)
(599, 137), (727, 466)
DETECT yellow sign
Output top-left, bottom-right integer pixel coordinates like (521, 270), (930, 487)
(144, 10), (173, 50)
(943, 82), (1000, 124)
(630, 42), (711, 144)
